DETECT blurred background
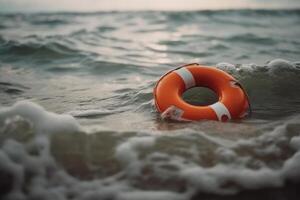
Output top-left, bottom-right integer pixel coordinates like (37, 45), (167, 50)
(1, 0), (300, 12)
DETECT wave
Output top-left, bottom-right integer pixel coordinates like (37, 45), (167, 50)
(29, 18), (71, 26)
(1, 9), (299, 24)
(1, 101), (300, 200)
(0, 81), (29, 95)
(215, 59), (300, 119)
(161, 9), (300, 21)
(226, 33), (277, 45)
(0, 37), (87, 67)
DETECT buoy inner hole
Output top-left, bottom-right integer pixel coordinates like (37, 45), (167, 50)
(182, 87), (218, 106)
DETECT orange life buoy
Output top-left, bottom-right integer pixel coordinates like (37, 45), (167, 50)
(153, 63), (250, 122)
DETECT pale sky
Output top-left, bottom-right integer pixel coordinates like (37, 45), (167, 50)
(0, 0), (299, 12)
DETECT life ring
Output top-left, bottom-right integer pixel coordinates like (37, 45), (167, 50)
(153, 63), (250, 122)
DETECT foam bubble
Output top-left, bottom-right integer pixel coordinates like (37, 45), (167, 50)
(181, 164), (283, 194)
(267, 58), (295, 70)
(290, 136), (300, 151)
(0, 101), (81, 135)
(115, 136), (156, 176)
(216, 62), (237, 73)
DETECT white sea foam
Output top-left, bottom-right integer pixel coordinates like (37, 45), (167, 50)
(0, 101), (300, 200)
(216, 58), (300, 76)
(267, 58), (295, 71)
(0, 101), (81, 135)
(290, 136), (300, 151)
(173, 118), (300, 195)
(67, 109), (114, 117)
(216, 62), (237, 73)
(115, 136), (156, 177)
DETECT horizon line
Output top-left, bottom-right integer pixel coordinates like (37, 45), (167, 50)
(1, 7), (300, 14)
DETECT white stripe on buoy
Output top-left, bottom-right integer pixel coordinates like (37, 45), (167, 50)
(209, 102), (231, 121)
(174, 67), (195, 89)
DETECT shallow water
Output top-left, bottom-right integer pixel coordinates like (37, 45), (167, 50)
(0, 10), (300, 200)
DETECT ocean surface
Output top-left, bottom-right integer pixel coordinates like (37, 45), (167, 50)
(0, 10), (300, 200)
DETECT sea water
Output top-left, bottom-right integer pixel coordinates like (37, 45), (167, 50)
(0, 10), (300, 200)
